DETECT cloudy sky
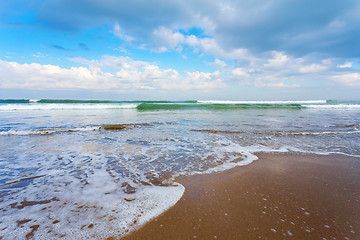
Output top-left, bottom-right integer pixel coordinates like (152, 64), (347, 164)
(1, 0), (359, 100)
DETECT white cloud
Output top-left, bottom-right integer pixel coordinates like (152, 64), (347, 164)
(0, 57), (223, 91)
(255, 82), (299, 88)
(185, 35), (250, 60)
(231, 68), (248, 77)
(32, 52), (48, 58)
(152, 27), (185, 52)
(209, 59), (227, 69)
(183, 71), (224, 90)
(337, 62), (352, 68)
(149, 29), (251, 60)
(113, 23), (135, 43)
(333, 73), (360, 86)
(299, 64), (328, 73)
(0, 60), (116, 90)
(221, 50), (334, 88)
(264, 52), (289, 68)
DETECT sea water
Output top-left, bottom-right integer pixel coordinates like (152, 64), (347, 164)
(0, 99), (359, 239)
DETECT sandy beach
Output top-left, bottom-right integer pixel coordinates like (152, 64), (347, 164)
(122, 153), (360, 240)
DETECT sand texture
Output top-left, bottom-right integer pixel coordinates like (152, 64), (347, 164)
(122, 153), (360, 240)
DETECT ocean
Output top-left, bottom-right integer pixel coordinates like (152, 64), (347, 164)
(0, 99), (359, 239)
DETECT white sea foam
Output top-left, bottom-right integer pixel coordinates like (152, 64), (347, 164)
(0, 126), (100, 136)
(185, 140), (296, 176)
(280, 130), (360, 136)
(304, 104), (360, 109)
(200, 149), (258, 174)
(0, 184), (184, 240)
(198, 100), (327, 104)
(0, 149), (185, 240)
(0, 103), (138, 111)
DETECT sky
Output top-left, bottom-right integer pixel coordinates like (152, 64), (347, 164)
(0, 0), (360, 100)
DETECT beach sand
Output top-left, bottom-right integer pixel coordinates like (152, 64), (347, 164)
(122, 153), (360, 240)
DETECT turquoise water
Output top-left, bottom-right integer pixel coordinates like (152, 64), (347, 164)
(0, 99), (359, 239)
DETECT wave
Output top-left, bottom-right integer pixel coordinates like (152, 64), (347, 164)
(326, 100), (360, 104)
(0, 99), (197, 104)
(0, 123), (153, 136)
(0, 126), (100, 136)
(136, 101), (360, 111)
(0, 103), (138, 111)
(136, 103), (305, 111)
(305, 104), (360, 109)
(191, 128), (360, 136)
(279, 130), (360, 136)
(0, 99), (31, 103)
(4, 126), (358, 137)
(198, 100), (327, 104)
(2, 99), (359, 105)
(3, 102), (359, 111)
(1, 99), (360, 111)
(37, 99), (197, 104)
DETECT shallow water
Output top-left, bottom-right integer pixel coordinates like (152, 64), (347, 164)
(0, 100), (359, 239)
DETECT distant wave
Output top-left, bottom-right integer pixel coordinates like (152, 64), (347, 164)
(0, 99), (197, 104)
(0, 126), (100, 136)
(136, 103), (305, 111)
(1, 99), (360, 111)
(0, 99), (30, 103)
(198, 100), (327, 104)
(305, 104), (360, 109)
(326, 100), (360, 104)
(36, 99), (197, 104)
(0, 124), (151, 136)
(3, 124), (358, 137)
(135, 99), (360, 111)
(0, 103), (138, 111)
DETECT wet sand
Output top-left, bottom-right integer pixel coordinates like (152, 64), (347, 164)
(122, 153), (360, 240)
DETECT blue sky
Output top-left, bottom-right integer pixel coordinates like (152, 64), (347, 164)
(0, 0), (360, 100)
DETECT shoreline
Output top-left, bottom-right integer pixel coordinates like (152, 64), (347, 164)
(122, 152), (360, 240)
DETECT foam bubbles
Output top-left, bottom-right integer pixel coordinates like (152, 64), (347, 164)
(0, 103), (138, 111)
(305, 104), (360, 109)
(0, 146), (184, 239)
(0, 184), (184, 239)
(198, 100), (327, 104)
(0, 126), (100, 136)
